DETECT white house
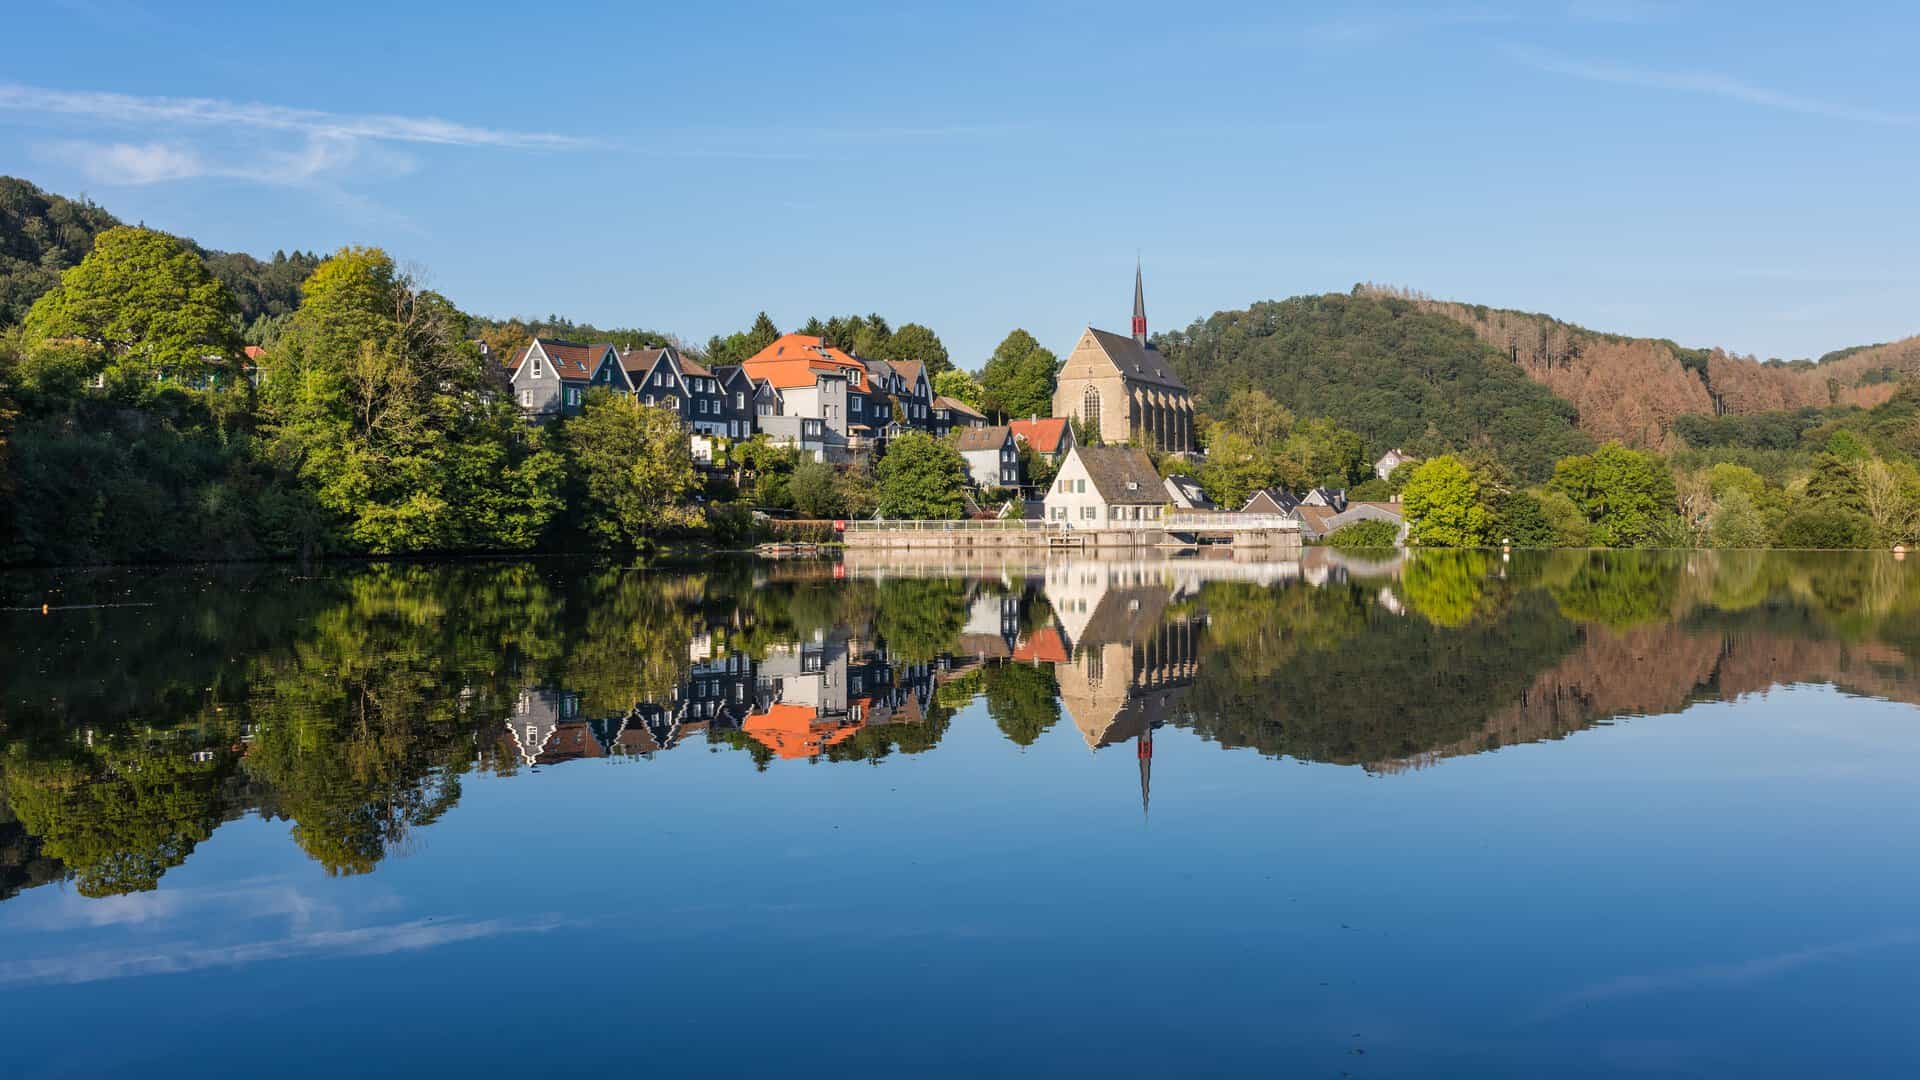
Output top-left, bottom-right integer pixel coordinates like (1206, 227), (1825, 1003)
(1043, 446), (1170, 529)
(955, 425), (1020, 489)
(1374, 448), (1417, 480)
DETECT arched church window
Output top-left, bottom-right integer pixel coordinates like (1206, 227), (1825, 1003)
(1083, 387), (1101, 433)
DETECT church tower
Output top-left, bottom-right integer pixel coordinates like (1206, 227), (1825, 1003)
(1132, 260), (1148, 346)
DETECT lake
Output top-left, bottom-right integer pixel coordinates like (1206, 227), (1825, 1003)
(3, 549), (1918, 1077)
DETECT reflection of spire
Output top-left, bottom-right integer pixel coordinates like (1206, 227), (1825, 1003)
(1138, 724), (1153, 823)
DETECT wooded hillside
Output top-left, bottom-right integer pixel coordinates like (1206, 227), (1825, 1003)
(1357, 284), (1920, 449)
(1158, 291), (1594, 481)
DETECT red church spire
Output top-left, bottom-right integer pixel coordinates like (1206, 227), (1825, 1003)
(1132, 259), (1148, 345)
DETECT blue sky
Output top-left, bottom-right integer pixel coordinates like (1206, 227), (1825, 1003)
(3, 1), (1915, 366)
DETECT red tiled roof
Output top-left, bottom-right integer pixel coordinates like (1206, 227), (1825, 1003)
(1009, 417), (1069, 452)
(1012, 627), (1069, 664)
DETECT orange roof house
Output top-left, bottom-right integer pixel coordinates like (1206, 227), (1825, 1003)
(740, 334), (870, 390)
(1012, 626), (1070, 665)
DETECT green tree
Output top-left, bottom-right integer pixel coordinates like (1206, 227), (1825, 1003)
(1198, 428), (1284, 508)
(1549, 443), (1678, 548)
(885, 322), (951, 375)
(933, 368), (985, 411)
(979, 329), (1058, 420)
(1220, 389), (1293, 446)
(788, 460), (844, 518)
(1709, 488), (1769, 548)
(1401, 456), (1493, 547)
(566, 391), (703, 548)
(875, 431), (965, 518)
(1535, 488), (1592, 547)
(1493, 491), (1556, 547)
(257, 246), (562, 554)
(22, 227), (240, 394)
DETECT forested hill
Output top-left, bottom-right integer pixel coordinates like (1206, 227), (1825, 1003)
(0, 176), (319, 329)
(1158, 291), (1595, 482)
(1355, 284), (1920, 449)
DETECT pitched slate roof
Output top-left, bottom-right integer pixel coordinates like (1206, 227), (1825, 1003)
(1074, 447), (1170, 505)
(1243, 487), (1301, 513)
(517, 338), (609, 381)
(934, 395), (986, 420)
(1163, 473), (1214, 509)
(620, 346), (670, 379)
(954, 425), (1012, 452)
(889, 359), (926, 389)
(1084, 328), (1187, 391)
(1009, 417), (1070, 452)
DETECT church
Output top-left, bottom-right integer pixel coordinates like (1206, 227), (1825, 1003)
(1051, 265), (1196, 453)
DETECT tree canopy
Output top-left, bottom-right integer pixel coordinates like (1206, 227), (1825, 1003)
(875, 431), (966, 518)
(979, 329), (1058, 420)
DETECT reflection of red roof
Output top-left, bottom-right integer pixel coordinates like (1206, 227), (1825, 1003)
(243, 345), (266, 361)
(1009, 418), (1070, 452)
(1012, 627), (1068, 664)
(743, 703), (864, 759)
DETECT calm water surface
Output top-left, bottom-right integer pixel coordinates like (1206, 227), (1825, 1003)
(3, 549), (1918, 1077)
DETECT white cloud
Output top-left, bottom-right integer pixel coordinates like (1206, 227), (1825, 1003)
(1503, 45), (1917, 126)
(0, 82), (587, 149)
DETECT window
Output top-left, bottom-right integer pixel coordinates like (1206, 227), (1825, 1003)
(1051, 506), (1066, 520)
(1082, 387), (1101, 432)
(531, 357), (543, 379)
(566, 387), (580, 406)
(735, 392), (746, 408)
(698, 399), (709, 414)
(645, 394), (655, 406)
(520, 390), (532, 406)
(1080, 506), (1097, 520)
(665, 396), (677, 409)
(851, 396), (863, 413)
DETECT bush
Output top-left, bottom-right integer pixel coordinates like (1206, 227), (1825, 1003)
(1774, 506), (1874, 549)
(1327, 519), (1400, 549)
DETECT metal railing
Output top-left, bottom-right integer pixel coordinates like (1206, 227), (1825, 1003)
(844, 518), (1053, 532)
(1167, 512), (1302, 530)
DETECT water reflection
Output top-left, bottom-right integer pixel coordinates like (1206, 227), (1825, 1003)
(6, 548), (1920, 903)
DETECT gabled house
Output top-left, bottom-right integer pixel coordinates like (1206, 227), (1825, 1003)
(620, 344), (756, 463)
(1374, 448), (1417, 480)
(1163, 473), (1214, 510)
(931, 395), (987, 437)
(1242, 487), (1302, 516)
(509, 338), (627, 418)
(1303, 487), (1348, 512)
(1043, 446), (1171, 529)
(1008, 417), (1075, 462)
(955, 425), (1021, 490)
(742, 334), (870, 461)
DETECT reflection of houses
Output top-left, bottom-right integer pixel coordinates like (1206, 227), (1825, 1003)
(741, 633), (936, 759)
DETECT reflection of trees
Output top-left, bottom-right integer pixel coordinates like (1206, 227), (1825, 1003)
(1401, 551), (1492, 627)
(1549, 550), (1684, 629)
(871, 578), (969, 663)
(984, 663), (1061, 747)
(1185, 587), (1581, 767)
(2, 738), (232, 896)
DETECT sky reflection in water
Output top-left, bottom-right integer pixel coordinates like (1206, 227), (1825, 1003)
(2, 550), (1918, 1077)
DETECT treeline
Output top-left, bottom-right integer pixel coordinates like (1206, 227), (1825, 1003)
(1158, 291), (1594, 483)
(1, 176), (320, 332)
(1398, 394), (1920, 550)
(0, 226), (742, 564)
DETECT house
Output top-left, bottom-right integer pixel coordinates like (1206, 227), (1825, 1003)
(509, 338), (627, 418)
(741, 334), (870, 461)
(931, 395), (987, 437)
(1302, 487), (1348, 512)
(955, 425), (1021, 490)
(1051, 264), (1195, 452)
(1297, 500), (1406, 542)
(1163, 473), (1214, 510)
(1374, 448), (1417, 480)
(1008, 417), (1075, 461)
(1242, 487), (1302, 516)
(866, 357), (935, 433)
(1043, 445), (1171, 529)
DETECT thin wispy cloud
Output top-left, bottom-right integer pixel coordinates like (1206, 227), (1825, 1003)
(0, 82), (588, 149)
(0, 916), (566, 987)
(1504, 45), (1917, 126)
(1530, 928), (1920, 1020)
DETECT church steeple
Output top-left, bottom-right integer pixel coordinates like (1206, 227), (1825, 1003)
(1132, 259), (1147, 346)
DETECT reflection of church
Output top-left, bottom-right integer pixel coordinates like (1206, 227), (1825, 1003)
(1034, 563), (1204, 815)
